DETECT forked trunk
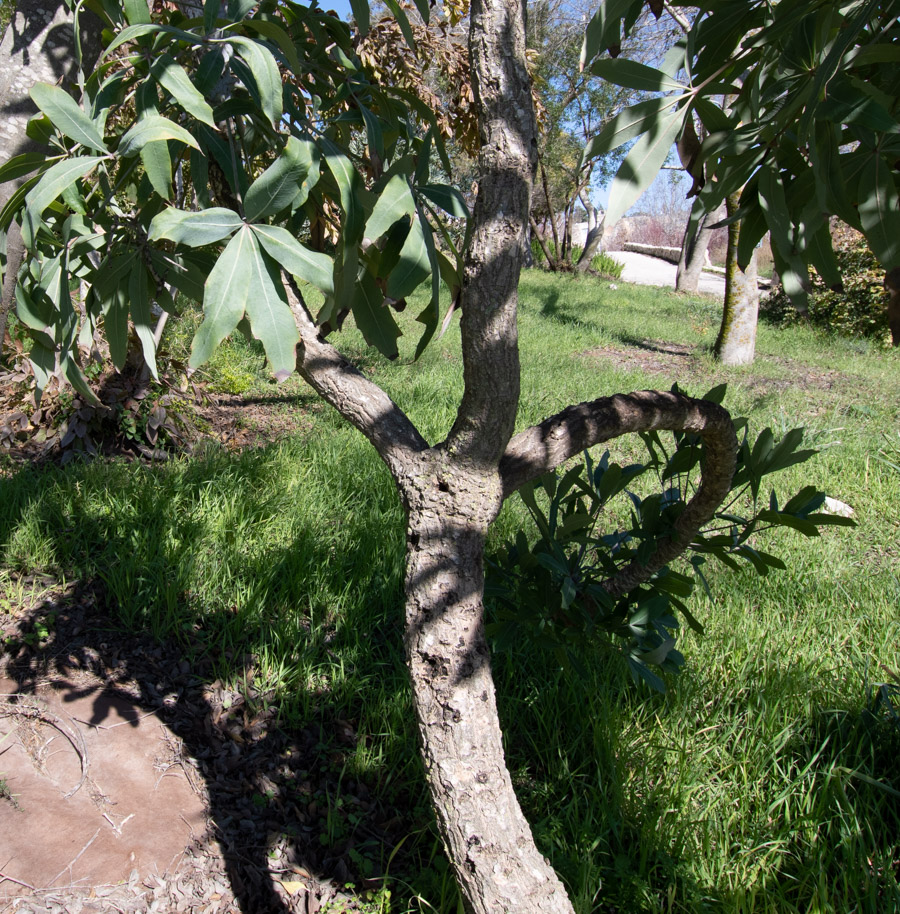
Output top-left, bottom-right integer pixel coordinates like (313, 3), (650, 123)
(401, 456), (573, 913)
(714, 194), (759, 365)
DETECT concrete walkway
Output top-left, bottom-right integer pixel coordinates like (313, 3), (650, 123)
(607, 250), (726, 297)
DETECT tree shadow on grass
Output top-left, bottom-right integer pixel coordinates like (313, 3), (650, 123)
(490, 639), (900, 913)
(0, 451), (441, 912)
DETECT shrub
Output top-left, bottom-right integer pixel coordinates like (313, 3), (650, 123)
(591, 252), (624, 280)
(763, 223), (891, 342)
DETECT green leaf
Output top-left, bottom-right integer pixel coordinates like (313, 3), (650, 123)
(130, 266), (158, 380)
(23, 157), (105, 246)
(244, 238), (299, 380)
(365, 174), (416, 242)
(386, 216), (431, 300)
(100, 279), (130, 370)
(102, 23), (201, 58)
(62, 355), (100, 406)
(252, 224), (334, 295)
(118, 115), (200, 156)
(244, 137), (315, 222)
(359, 104), (385, 164)
(580, 0), (643, 69)
(227, 37), (283, 127)
(382, 0), (416, 50)
(191, 227), (254, 367)
(353, 270), (401, 359)
(416, 184), (469, 220)
(150, 53), (216, 126)
(589, 58), (685, 93)
(321, 138), (364, 242)
(413, 201), (441, 359)
(141, 140), (173, 200)
(203, 0), (219, 33)
(0, 151), (54, 184)
(30, 84), (108, 154)
(149, 207), (243, 245)
(582, 96), (679, 162)
(806, 221), (842, 290)
(605, 106), (686, 227)
(349, 0), (370, 35)
(242, 20), (303, 74)
(858, 153), (900, 268)
(123, 0), (151, 25)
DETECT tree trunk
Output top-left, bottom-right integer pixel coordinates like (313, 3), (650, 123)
(574, 220), (605, 273)
(714, 194), (759, 365)
(886, 267), (900, 347)
(676, 208), (712, 293)
(0, 0), (101, 360)
(401, 456), (574, 913)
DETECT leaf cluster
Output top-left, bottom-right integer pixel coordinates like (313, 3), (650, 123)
(487, 384), (855, 691)
(1, 0), (469, 402)
(581, 0), (900, 312)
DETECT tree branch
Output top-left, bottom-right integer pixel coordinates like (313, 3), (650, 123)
(284, 275), (429, 474)
(499, 390), (738, 595)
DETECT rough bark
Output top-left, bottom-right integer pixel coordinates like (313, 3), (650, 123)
(283, 0), (737, 906)
(675, 209), (712, 293)
(886, 266), (900, 347)
(0, 0), (101, 359)
(575, 219), (605, 272)
(714, 193), (759, 365)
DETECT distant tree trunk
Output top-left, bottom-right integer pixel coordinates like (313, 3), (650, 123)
(575, 220), (605, 272)
(886, 267), (900, 347)
(714, 194), (759, 365)
(676, 209), (712, 293)
(0, 0), (101, 361)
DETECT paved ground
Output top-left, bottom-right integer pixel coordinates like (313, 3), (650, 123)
(607, 251), (727, 297)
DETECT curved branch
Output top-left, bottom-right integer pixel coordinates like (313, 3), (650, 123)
(499, 390), (738, 596)
(284, 275), (429, 475)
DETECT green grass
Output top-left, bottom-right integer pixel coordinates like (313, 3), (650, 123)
(2, 270), (899, 912)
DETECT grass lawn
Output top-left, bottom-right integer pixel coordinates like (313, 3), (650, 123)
(2, 270), (899, 912)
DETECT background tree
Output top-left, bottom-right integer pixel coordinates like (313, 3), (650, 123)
(586, 0), (900, 352)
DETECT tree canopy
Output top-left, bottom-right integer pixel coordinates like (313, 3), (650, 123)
(585, 0), (900, 312)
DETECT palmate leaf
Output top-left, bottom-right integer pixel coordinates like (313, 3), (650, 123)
(244, 238), (299, 380)
(604, 105), (687, 227)
(118, 115), (201, 156)
(589, 58), (685, 93)
(386, 215), (431, 301)
(130, 266), (158, 380)
(22, 156), (106, 246)
(149, 207), (243, 245)
(227, 37), (283, 127)
(352, 270), (401, 360)
(365, 173), (416, 242)
(244, 137), (316, 222)
(582, 96), (680, 163)
(251, 224), (334, 295)
(150, 53), (216, 126)
(30, 84), (108, 154)
(579, 0), (643, 69)
(141, 140), (173, 200)
(191, 227), (255, 367)
(858, 153), (900, 268)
